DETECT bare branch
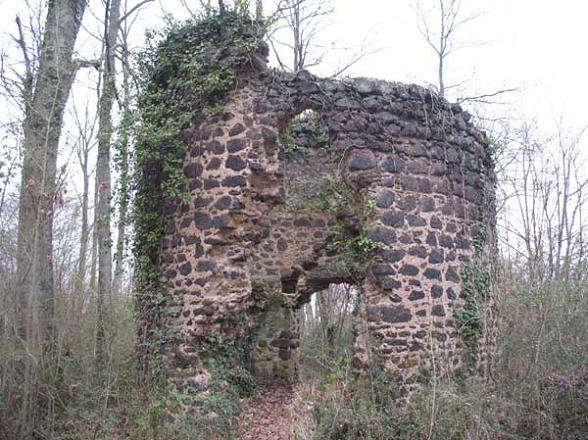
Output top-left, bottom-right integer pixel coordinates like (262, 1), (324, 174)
(330, 37), (382, 78)
(413, 0), (484, 98)
(456, 87), (519, 105)
(117, 0), (154, 25)
(13, 16), (33, 92)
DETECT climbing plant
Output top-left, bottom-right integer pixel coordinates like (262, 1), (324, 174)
(456, 136), (497, 369)
(281, 109), (330, 155)
(132, 5), (264, 384)
(456, 260), (491, 360)
(329, 220), (381, 282)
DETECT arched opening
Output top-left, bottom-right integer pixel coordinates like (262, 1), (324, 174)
(281, 108), (329, 155)
(279, 107), (338, 212)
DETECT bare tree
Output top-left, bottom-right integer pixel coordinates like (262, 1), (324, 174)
(498, 121), (588, 284)
(72, 101), (98, 316)
(9, 0), (88, 435)
(15, 0), (87, 349)
(270, 0), (334, 72)
(268, 0), (378, 77)
(414, 0), (480, 98)
(95, 0), (122, 368)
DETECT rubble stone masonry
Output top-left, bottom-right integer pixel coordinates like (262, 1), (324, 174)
(150, 67), (496, 395)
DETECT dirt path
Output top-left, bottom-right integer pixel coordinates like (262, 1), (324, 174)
(239, 378), (295, 440)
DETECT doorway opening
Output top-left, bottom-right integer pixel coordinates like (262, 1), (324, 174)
(297, 283), (357, 381)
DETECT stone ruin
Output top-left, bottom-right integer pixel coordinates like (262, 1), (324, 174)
(144, 65), (496, 396)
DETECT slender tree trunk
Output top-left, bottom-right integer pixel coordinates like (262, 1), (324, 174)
(74, 143), (90, 315)
(112, 43), (131, 295)
(89, 180), (98, 293)
(438, 53), (445, 98)
(293, 3), (301, 72)
(95, 0), (121, 368)
(255, 0), (263, 21)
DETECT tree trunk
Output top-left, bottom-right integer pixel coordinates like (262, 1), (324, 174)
(74, 136), (90, 316)
(112, 31), (132, 296)
(14, 0), (87, 435)
(89, 177), (98, 293)
(255, 0), (263, 21)
(438, 53), (445, 98)
(293, 3), (302, 72)
(16, 0), (86, 354)
(95, 0), (121, 368)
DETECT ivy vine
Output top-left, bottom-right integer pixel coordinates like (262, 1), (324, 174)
(132, 5), (264, 384)
(281, 110), (330, 155)
(456, 134), (496, 369)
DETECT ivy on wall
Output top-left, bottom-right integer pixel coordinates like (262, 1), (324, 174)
(132, 5), (263, 384)
(456, 135), (497, 369)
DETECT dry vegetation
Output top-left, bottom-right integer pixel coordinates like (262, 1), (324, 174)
(0, 1), (587, 439)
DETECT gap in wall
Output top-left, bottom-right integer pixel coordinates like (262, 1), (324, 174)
(298, 283), (356, 381)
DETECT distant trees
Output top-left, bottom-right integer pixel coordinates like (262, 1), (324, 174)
(72, 101), (97, 318)
(0, 0), (160, 433)
(498, 122), (588, 284)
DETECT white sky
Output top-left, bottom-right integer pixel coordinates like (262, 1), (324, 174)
(306, 0), (588, 130)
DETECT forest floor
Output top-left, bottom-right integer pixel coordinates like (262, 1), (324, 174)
(238, 378), (296, 440)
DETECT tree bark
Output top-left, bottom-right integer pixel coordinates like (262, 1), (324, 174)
(438, 52), (445, 98)
(74, 125), (91, 316)
(95, 0), (121, 368)
(16, 0), (87, 350)
(14, 0), (87, 435)
(255, 0), (263, 21)
(89, 176), (98, 293)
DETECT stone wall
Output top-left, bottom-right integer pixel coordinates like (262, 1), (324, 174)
(249, 295), (298, 378)
(150, 67), (496, 395)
